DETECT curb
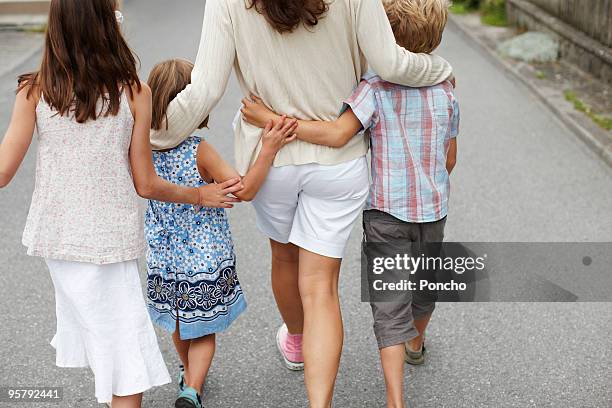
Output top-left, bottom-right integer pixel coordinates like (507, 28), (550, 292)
(448, 15), (612, 168)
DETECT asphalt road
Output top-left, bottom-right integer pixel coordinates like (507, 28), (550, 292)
(0, 1), (611, 407)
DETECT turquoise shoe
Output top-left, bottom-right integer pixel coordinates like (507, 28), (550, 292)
(178, 365), (185, 392)
(175, 387), (202, 408)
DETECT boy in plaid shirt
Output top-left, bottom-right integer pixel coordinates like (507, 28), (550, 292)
(242, 0), (458, 405)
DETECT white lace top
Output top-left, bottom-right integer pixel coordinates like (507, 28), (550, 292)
(22, 92), (146, 264)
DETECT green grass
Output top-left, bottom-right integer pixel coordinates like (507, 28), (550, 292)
(535, 70), (547, 80)
(564, 90), (612, 131)
(450, 0), (508, 26)
(481, 1), (508, 26)
(450, 3), (471, 14)
(481, 10), (508, 26)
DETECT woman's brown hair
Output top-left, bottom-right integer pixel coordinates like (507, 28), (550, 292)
(18, 0), (140, 123)
(147, 59), (209, 131)
(247, 0), (329, 34)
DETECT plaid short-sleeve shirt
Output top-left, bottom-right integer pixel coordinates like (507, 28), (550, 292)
(344, 71), (460, 223)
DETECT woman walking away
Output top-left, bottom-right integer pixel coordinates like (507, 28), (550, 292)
(0, 1), (242, 407)
(150, 0), (453, 406)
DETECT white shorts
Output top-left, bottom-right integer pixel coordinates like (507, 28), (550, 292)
(252, 157), (369, 258)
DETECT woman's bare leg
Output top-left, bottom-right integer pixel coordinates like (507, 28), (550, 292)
(111, 393), (143, 408)
(186, 334), (216, 392)
(299, 249), (343, 408)
(380, 345), (407, 408)
(270, 240), (303, 334)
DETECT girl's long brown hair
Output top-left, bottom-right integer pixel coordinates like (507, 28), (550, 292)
(247, 0), (329, 33)
(18, 0), (140, 123)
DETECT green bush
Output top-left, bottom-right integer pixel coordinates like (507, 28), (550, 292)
(450, 0), (508, 26)
(463, 0), (482, 7)
(452, 0), (481, 9)
(481, 0), (507, 26)
(482, 0), (505, 7)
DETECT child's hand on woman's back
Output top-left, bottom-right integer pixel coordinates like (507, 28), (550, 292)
(260, 116), (298, 156)
(241, 95), (281, 129)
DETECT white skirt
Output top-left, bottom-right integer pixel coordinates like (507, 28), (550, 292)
(46, 259), (171, 403)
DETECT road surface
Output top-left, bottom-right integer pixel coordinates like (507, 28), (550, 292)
(0, 1), (610, 407)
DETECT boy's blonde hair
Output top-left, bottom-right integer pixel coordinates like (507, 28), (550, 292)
(383, 0), (450, 54)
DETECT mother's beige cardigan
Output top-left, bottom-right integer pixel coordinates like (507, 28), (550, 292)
(150, 0), (452, 175)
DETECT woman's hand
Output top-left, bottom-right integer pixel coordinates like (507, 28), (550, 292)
(196, 178), (244, 209)
(241, 95), (281, 129)
(260, 116), (298, 156)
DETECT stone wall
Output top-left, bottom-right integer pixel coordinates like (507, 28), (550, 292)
(507, 0), (612, 84)
(526, 0), (611, 47)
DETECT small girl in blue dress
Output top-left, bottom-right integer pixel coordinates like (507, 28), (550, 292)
(146, 59), (297, 408)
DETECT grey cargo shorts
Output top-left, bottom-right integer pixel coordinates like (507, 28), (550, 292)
(363, 210), (446, 349)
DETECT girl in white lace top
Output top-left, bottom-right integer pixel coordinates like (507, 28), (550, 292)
(0, 0), (243, 407)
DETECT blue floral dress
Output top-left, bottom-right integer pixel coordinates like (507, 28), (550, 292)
(145, 136), (246, 340)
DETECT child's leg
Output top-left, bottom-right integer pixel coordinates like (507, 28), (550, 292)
(186, 334), (216, 392)
(407, 313), (432, 351)
(407, 218), (447, 351)
(111, 393), (143, 408)
(380, 345), (407, 408)
(370, 301), (417, 407)
(173, 320), (191, 384)
(363, 211), (425, 406)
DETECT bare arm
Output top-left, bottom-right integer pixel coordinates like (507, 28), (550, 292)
(285, 111), (361, 148)
(447, 96), (459, 174)
(355, 0), (452, 86)
(197, 117), (298, 201)
(128, 82), (243, 208)
(241, 96), (361, 148)
(0, 86), (37, 188)
(197, 142), (239, 185)
(446, 138), (457, 174)
(149, 0), (235, 150)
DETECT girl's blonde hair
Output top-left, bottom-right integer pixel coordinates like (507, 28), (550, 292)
(147, 59), (209, 131)
(383, 0), (450, 54)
